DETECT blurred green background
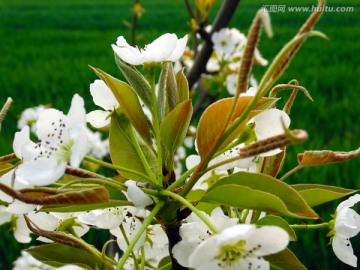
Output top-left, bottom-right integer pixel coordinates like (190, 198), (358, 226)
(0, 0), (359, 269)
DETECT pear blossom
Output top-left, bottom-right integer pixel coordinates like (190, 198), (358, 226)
(188, 224), (289, 270)
(86, 128), (109, 159)
(212, 28), (246, 56)
(17, 105), (46, 133)
(331, 194), (360, 267)
(87, 79), (118, 128)
(112, 33), (188, 65)
(13, 94), (88, 186)
(172, 207), (238, 267)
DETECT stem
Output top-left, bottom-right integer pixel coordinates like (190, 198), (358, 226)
(148, 65), (164, 189)
(160, 190), (219, 234)
(120, 224), (140, 270)
(166, 164), (196, 192)
(60, 178), (126, 192)
(116, 201), (164, 270)
(290, 222), (329, 230)
(0, 97), (13, 124)
(279, 165), (302, 181)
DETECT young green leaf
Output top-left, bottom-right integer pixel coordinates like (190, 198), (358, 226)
(109, 110), (157, 182)
(90, 66), (152, 144)
(265, 248), (308, 270)
(160, 99), (193, 154)
(292, 184), (357, 207)
(257, 215), (297, 241)
(115, 55), (152, 109)
(175, 68), (189, 103)
(202, 172), (319, 219)
(27, 243), (110, 270)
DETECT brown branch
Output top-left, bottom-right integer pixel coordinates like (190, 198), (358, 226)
(186, 0), (241, 89)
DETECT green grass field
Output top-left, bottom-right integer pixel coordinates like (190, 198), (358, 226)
(0, 0), (359, 269)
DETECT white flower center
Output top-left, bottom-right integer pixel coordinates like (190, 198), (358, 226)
(216, 241), (264, 268)
(33, 118), (73, 162)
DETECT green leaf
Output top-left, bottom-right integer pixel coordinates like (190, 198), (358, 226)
(115, 55), (152, 109)
(160, 99), (192, 154)
(158, 62), (178, 114)
(109, 110), (157, 182)
(27, 243), (109, 270)
(202, 172), (318, 219)
(265, 248), (307, 270)
(292, 184), (357, 207)
(91, 66), (152, 144)
(175, 68), (189, 103)
(257, 215), (297, 241)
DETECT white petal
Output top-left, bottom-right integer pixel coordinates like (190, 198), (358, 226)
(172, 240), (198, 267)
(70, 125), (88, 167)
(189, 236), (219, 268)
(337, 194), (360, 213)
(28, 212), (59, 230)
(112, 36), (146, 65)
(242, 257), (269, 270)
(87, 110), (111, 128)
(186, 154), (200, 170)
(6, 201), (37, 214)
(67, 94), (87, 132)
(95, 210), (124, 229)
(332, 234), (357, 267)
(251, 109), (290, 140)
(13, 126), (31, 159)
(246, 226), (289, 256)
(218, 224), (255, 245)
(15, 158), (67, 186)
(13, 215), (32, 243)
(144, 33), (178, 62)
(90, 80), (118, 111)
(167, 34), (188, 61)
(335, 208), (360, 238)
(0, 206), (12, 224)
(125, 180), (153, 208)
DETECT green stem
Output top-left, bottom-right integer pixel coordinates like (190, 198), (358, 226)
(166, 164), (196, 192)
(116, 201), (164, 270)
(290, 222), (329, 230)
(148, 65), (164, 189)
(84, 155), (155, 184)
(279, 165), (302, 181)
(120, 224), (139, 270)
(160, 190), (220, 234)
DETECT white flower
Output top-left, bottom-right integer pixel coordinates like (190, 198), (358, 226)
(249, 108), (290, 156)
(112, 33), (188, 65)
(331, 194), (360, 267)
(124, 180), (153, 209)
(14, 94), (88, 186)
(188, 224), (289, 270)
(86, 128), (109, 159)
(87, 79), (118, 128)
(172, 207), (238, 267)
(212, 28), (244, 56)
(17, 105), (46, 133)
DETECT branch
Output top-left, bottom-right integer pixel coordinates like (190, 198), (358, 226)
(186, 0), (241, 89)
